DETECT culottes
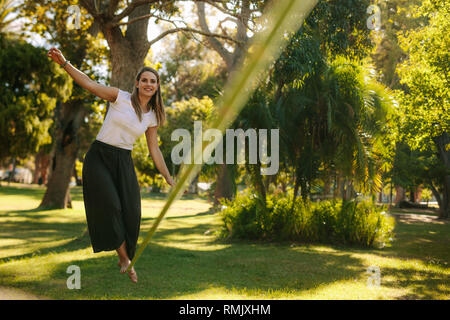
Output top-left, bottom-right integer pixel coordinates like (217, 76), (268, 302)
(82, 140), (141, 260)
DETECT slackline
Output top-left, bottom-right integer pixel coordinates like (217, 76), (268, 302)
(127, 0), (319, 272)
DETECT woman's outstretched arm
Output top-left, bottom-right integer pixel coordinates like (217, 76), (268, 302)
(47, 47), (118, 102)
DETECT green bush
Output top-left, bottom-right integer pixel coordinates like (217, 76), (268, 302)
(220, 192), (395, 248)
(334, 200), (394, 247)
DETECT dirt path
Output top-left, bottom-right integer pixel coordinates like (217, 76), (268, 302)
(392, 212), (448, 225)
(0, 286), (49, 300)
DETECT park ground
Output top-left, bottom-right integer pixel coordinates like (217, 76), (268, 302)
(0, 183), (448, 300)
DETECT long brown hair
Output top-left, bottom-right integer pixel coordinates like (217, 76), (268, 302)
(130, 66), (165, 126)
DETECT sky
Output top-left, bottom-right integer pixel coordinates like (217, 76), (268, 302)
(146, 2), (230, 58)
(6, 1), (232, 80)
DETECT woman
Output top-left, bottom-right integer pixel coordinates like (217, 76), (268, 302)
(47, 47), (174, 283)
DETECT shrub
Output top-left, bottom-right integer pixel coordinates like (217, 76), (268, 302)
(310, 200), (341, 242)
(220, 192), (267, 240)
(219, 192), (395, 248)
(334, 200), (394, 247)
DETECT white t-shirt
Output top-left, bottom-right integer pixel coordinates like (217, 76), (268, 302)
(96, 89), (158, 150)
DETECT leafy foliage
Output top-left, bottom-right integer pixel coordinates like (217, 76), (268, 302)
(272, 46), (394, 199)
(220, 190), (395, 247)
(0, 35), (71, 161)
(156, 96), (215, 177)
(306, 0), (373, 59)
(159, 34), (227, 104)
(396, 0), (450, 149)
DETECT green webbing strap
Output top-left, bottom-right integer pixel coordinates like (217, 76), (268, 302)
(127, 0), (319, 272)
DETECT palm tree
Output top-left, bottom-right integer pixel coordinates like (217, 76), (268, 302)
(273, 54), (394, 202)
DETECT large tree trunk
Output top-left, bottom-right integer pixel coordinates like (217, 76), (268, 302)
(39, 2), (152, 209)
(196, 1), (249, 205)
(39, 100), (86, 209)
(323, 175), (332, 199)
(433, 132), (450, 219)
(333, 175), (341, 198)
(7, 158), (16, 185)
(414, 186), (423, 204)
(33, 149), (51, 185)
(409, 188), (416, 203)
(214, 163), (234, 206)
(394, 185), (406, 206)
(101, 3), (151, 93)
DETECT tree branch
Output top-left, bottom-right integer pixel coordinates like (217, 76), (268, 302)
(112, 12), (156, 26)
(196, 2), (233, 68)
(236, 0), (250, 43)
(148, 26), (242, 47)
(112, 0), (162, 23)
(203, 0), (240, 19)
(79, 0), (100, 18)
(107, 0), (121, 18)
(217, 16), (238, 37)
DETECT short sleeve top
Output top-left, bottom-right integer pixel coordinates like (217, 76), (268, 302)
(95, 89), (158, 150)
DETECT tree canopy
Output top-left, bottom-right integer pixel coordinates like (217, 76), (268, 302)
(0, 34), (71, 162)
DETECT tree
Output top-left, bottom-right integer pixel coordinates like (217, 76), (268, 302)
(77, 0), (236, 93)
(231, 0), (389, 203)
(370, 0), (425, 90)
(22, 0), (108, 208)
(273, 53), (394, 202)
(0, 0), (18, 36)
(68, 0), (244, 205)
(194, 0), (377, 203)
(396, 0), (450, 218)
(194, 0), (266, 203)
(159, 33), (227, 104)
(0, 34), (70, 173)
(21, 1), (238, 207)
(157, 96), (215, 176)
(369, 0), (428, 208)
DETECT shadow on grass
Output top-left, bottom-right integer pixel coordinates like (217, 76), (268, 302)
(379, 218), (450, 263)
(1, 215), (446, 300)
(2, 240), (367, 299)
(140, 191), (209, 201)
(381, 266), (450, 300)
(0, 185), (46, 201)
(0, 207), (88, 263)
(0, 185), (208, 205)
(0, 232), (91, 264)
(0, 204), (364, 299)
(140, 207), (218, 224)
(1, 194), (448, 299)
(7, 234), (449, 300)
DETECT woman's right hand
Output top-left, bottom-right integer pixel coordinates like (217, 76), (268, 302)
(46, 46), (118, 102)
(47, 47), (67, 66)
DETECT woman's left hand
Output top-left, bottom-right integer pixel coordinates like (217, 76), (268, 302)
(165, 176), (175, 187)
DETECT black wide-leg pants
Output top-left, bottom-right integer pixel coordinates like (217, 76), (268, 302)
(82, 140), (141, 260)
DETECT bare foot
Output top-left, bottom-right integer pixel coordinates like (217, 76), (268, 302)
(118, 260), (138, 283)
(118, 259), (131, 273)
(127, 267), (138, 283)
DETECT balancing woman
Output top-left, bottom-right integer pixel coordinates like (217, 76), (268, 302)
(47, 47), (175, 283)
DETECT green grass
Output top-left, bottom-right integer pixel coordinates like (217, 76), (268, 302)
(0, 183), (448, 299)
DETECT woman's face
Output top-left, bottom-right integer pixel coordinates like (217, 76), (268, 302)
(136, 71), (159, 98)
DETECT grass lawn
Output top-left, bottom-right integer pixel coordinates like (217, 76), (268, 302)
(0, 183), (448, 300)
